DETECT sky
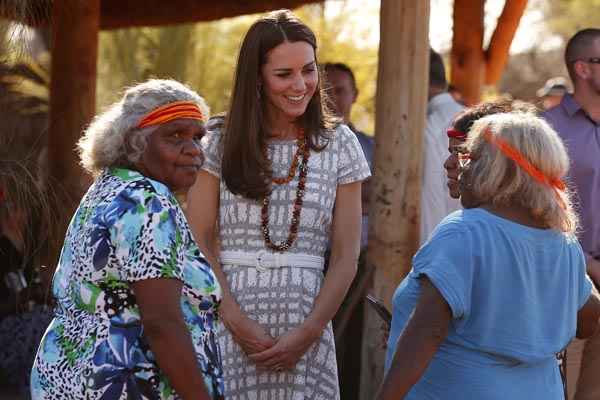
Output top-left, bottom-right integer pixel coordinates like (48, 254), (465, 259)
(324, 0), (563, 54)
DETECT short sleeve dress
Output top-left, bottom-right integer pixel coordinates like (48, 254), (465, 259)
(200, 124), (370, 400)
(30, 168), (224, 399)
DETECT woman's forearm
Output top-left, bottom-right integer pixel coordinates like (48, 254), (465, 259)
(304, 251), (358, 334)
(303, 182), (362, 335)
(377, 278), (451, 400)
(377, 317), (446, 399)
(143, 319), (211, 400)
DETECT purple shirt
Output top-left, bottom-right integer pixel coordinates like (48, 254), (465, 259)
(543, 94), (600, 259)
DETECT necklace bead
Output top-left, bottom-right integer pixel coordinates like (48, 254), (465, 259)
(261, 130), (310, 252)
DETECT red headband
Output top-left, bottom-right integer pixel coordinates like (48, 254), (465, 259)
(447, 128), (467, 139)
(137, 101), (205, 129)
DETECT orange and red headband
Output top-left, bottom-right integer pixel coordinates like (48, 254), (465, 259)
(482, 128), (566, 207)
(137, 101), (205, 129)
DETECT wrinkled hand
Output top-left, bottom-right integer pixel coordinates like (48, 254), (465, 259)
(224, 307), (276, 356)
(248, 324), (321, 371)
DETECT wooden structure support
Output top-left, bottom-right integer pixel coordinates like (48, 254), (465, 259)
(451, 0), (528, 105)
(99, 0), (323, 29)
(48, 0), (98, 216)
(0, 0), (323, 29)
(359, 1), (430, 398)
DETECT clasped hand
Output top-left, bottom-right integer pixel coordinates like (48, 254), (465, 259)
(225, 307), (321, 372)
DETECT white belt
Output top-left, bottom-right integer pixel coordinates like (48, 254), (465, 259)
(220, 250), (325, 272)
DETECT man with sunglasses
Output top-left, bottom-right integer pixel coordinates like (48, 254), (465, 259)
(543, 28), (600, 400)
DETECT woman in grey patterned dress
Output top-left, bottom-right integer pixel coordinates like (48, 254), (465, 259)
(187, 10), (370, 400)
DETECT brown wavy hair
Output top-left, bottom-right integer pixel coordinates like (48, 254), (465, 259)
(221, 9), (338, 200)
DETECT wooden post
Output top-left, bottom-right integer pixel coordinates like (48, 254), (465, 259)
(451, 0), (528, 105)
(485, 0), (528, 85)
(359, 1), (430, 398)
(450, 0), (485, 105)
(47, 0), (98, 258)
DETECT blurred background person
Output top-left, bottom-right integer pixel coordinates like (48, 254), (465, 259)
(537, 77), (570, 110)
(0, 172), (53, 398)
(323, 62), (374, 246)
(421, 48), (463, 245)
(543, 28), (600, 400)
(323, 61), (374, 399)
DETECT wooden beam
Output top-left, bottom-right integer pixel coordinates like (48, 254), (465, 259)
(48, 0), (97, 242)
(450, 0), (485, 105)
(485, 0), (528, 85)
(359, 1), (430, 398)
(0, 0), (323, 29)
(99, 0), (323, 29)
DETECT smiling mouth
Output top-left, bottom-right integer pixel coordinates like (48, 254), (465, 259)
(286, 94), (306, 103)
(178, 164), (199, 171)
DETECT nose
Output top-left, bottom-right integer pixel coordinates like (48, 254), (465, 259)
(292, 73), (307, 92)
(444, 154), (457, 171)
(182, 138), (202, 157)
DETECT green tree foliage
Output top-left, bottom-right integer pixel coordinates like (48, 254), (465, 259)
(544, 0), (600, 39)
(96, 3), (378, 133)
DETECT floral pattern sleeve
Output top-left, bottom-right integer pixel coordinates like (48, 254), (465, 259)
(336, 124), (372, 185)
(110, 182), (185, 283)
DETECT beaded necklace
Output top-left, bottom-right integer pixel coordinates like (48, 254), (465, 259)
(261, 130), (310, 252)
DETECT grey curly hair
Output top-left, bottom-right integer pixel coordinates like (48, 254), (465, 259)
(78, 79), (209, 176)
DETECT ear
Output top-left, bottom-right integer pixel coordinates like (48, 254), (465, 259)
(574, 61), (590, 80)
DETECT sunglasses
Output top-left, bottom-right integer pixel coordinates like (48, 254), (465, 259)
(449, 148), (473, 168)
(570, 57), (600, 65)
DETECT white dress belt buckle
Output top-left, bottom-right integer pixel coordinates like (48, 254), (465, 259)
(255, 250), (285, 272)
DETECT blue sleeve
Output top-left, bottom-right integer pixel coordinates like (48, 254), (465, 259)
(413, 224), (474, 319)
(109, 183), (185, 283)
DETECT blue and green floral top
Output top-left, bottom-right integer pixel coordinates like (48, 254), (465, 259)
(31, 168), (223, 399)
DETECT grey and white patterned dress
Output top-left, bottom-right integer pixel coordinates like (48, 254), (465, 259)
(200, 124), (371, 400)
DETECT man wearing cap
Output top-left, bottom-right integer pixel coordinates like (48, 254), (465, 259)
(537, 77), (570, 110)
(543, 28), (600, 400)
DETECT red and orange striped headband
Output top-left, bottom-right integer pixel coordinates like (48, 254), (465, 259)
(482, 128), (566, 207)
(137, 101), (205, 129)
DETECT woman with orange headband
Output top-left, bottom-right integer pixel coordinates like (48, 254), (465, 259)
(31, 79), (224, 399)
(379, 112), (600, 400)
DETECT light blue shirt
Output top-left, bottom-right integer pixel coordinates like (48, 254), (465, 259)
(385, 208), (592, 400)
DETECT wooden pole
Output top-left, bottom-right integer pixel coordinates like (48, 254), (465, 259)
(451, 0), (528, 104)
(485, 0), (528, 85)
(359, 1), (430, 398)
(450, 0), (484, 105)
(47, 0), (98, 258)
